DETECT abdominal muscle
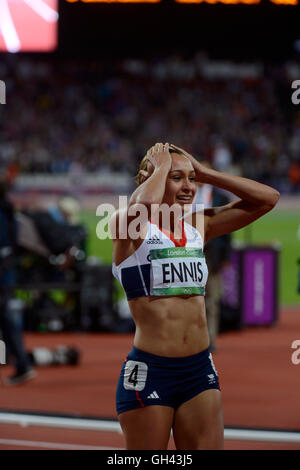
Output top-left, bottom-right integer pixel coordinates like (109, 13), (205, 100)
(128, 294), (210, 357)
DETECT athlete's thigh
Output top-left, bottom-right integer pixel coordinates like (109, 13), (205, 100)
(172, 389), (224, 450)
(118, 405), (174, 450)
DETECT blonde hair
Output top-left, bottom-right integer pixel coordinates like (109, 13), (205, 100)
(135, 154), (149, 186)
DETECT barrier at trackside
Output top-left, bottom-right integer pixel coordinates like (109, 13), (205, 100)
(220, 243), (280, 332)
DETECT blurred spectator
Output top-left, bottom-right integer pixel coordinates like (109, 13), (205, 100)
(48, 196), (81, 226)
(288, 161), (300, 193)
(0, 54), (299, 192)
(0, 179), (36, 385)
(211, 138), (233, 173)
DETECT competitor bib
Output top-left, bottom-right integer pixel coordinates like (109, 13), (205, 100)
(150, 247), (208, 296)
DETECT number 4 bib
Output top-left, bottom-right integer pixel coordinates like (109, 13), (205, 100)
(123, 361), (148, 391)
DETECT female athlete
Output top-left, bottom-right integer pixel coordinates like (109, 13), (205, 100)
(111, 142), (279, 450)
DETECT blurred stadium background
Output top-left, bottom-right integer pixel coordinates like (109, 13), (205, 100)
(0, 0), (300, 451)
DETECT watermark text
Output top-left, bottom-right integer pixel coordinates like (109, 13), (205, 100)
(291, 340), (300, 365)
(0, 80), (6, 104)
(0, 340), (6, 365)
(291, 80), (300, 105)
(95, 197), (204, 241)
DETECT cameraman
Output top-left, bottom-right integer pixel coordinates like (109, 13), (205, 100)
(0, 180), (35, 385)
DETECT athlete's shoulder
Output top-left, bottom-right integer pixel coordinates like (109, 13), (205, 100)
(183, 211), (205, 241)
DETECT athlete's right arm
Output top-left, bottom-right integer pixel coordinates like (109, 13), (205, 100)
(110, 143), (172, 244)
(129, 143), (172, 208)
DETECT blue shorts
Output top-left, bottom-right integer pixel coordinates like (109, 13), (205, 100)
(116, 346), (220, 415)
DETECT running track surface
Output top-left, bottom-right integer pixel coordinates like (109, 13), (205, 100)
(0, 307), (299, 450)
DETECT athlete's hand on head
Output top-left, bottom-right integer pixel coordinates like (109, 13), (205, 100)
(146, 142), (172, 172)
(169, 144), (210, 182)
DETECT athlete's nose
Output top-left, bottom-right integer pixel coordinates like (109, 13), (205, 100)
(182, 177), (194, 193)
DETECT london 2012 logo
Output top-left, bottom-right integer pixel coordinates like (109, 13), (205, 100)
(0, 0), (58, 52)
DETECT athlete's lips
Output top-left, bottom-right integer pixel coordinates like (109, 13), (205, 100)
(176, 195), (193, 202)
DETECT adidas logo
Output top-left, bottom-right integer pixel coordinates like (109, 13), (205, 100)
(207, 374), (216, 384)
(147, 390), (160, 399)
(146, 235), (163, 244)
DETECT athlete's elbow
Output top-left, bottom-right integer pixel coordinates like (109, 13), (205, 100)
(265, 189), (280, 210)
(260, 189), (280, 214)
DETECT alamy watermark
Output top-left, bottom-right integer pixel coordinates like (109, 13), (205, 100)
(291, 81), (300, 105)
(291, 340), (300, 365)
(0, 80), (6, 104)
(0, 340), (6, 365)
(95, 197), (204, 241)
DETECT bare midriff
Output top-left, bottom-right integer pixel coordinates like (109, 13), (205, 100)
(128, 294), (209, 357)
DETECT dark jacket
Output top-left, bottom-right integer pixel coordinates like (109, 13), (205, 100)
(0, 198), (17, 287)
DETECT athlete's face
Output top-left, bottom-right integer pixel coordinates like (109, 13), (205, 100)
(163, 153), (196, 206)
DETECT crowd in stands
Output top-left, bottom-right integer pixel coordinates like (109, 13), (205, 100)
(1, 53), (300, 193)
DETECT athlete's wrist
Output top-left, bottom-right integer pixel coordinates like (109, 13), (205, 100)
(152, 161), (171, 177)
(155, 159), (172, 170)
(194, 163), (213, 184)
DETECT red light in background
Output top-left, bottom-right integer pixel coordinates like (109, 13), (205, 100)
(0, 0), (58, 53)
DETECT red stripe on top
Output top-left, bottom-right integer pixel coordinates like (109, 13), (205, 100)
(136, 391), (145, 408)
(149, 218), (187, 247)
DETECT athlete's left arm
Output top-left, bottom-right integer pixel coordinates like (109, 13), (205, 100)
(169, 144), (280, 241)
(202, 170), (280, 242)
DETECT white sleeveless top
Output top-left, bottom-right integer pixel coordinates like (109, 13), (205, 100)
(112, 219), (208, 300)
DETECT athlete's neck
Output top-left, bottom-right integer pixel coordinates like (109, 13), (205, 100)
(150, 213), (184, 239)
